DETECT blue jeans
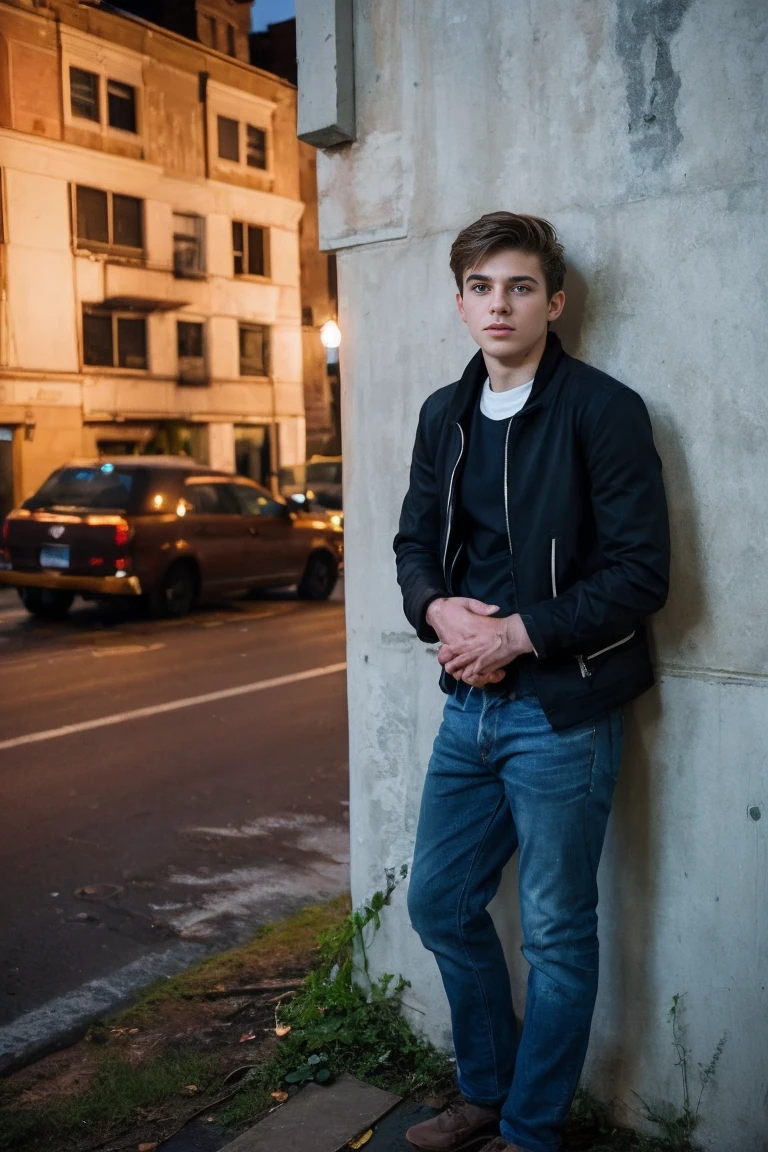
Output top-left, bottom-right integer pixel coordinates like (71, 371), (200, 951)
(408, 671), (623, 1152)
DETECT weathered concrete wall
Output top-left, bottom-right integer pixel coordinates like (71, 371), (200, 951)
(304, 0), (768, 1146)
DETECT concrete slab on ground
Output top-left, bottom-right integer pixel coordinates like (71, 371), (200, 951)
(219, 1073), (400, 1151)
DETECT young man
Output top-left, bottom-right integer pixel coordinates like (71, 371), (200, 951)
(394, 213), (670, 1152)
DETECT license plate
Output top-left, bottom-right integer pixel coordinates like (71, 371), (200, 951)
(40, 545), (70, 569)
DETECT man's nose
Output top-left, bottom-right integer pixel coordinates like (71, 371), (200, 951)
(490, 292), (510, 313)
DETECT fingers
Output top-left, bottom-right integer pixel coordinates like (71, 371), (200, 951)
(463, 598), (500, 616)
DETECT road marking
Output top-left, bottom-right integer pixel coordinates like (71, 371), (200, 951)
(91, 642), (166, 657)
(0, 662), (347, 752)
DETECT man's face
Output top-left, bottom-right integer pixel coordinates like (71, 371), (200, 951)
(456, 249), (565, 362)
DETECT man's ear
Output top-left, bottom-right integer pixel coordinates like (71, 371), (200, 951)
(548, 290), (566, 323)
(456, 291), (468, 324)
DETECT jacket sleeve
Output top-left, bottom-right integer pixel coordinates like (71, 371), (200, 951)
(518, 387), (670, 658)
(393, 398), (449, 643)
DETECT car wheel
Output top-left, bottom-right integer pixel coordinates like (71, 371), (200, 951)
(18, 588), (75, 620)
(297, 551), (338, 601)
(150, 562), (197, 619)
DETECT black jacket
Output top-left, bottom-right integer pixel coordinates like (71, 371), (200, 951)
(393, 333), (670, 730)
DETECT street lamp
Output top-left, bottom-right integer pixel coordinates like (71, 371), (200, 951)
(319, 320), (342, 349)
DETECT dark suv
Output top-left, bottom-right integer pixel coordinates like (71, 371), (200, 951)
(0, 458), (343, 619)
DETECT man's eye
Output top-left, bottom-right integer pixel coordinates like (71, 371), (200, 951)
(512, 285), (530, 294)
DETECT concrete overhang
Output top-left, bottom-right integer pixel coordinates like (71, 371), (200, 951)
(99, 296), (190, 312)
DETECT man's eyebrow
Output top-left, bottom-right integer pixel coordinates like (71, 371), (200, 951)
(465, 273), (539, 284)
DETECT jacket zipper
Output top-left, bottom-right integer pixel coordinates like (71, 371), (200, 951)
(442, 422), (465, 587)
(503, 417), (514, 560)
(577, 631), (636, 678)
(551, 537), (557, 598)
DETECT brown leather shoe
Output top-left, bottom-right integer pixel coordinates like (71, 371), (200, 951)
(405, 1097), (500, 1149)
(479, 1139), (527, 1152)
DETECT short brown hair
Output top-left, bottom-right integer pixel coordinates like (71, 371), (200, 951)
(450, 211), (566, 298)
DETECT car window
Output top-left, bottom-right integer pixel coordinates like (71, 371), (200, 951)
(24, 464), (143, 512)
(185, 481), (241, 515)
(232, 483), (285, 518)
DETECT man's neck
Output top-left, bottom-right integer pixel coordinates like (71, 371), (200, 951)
(485, 332), (547, 393)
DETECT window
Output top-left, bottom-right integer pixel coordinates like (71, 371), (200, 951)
(107, 80), (137, 133)
(217, 115), (240, 162)
(246, 125), (267, 170)
(75, 186), (143, 253)
(232, 222), (266, 277)
(185, 482), (240, 515)
(177, 321), (207, 385)
(70, 67), (100, 122)
(206, 15), (218, 49)
(83, 309), (148, 370)
(24, 466), (139, 513)
(233, 483), (284, 518)
(239, 324), (270, 377)
(69, 68), (138, 134)
(226, 23), (237, 57)
(173, 213), (206, 277)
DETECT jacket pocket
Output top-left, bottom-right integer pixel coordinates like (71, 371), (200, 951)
(576, 631), (636, 678)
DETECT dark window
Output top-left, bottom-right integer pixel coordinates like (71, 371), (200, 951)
(226, 23), (236, 57)
(117, 317), (147, 369)
(113, 194), (143, 249)
(24, 465), (140, 513)
(239, 324), (269, 376)
(76, 186), (109, 245)
(206, 15), (217, 49)
(246, 124), (267, 170)
(70, 67), (100, 122)
(75, 186), (143, 252)
(233, 483), (283, 517)
(177, 320), (207, 385)
(186, 482), (240, 515)
(173, 213), (205, 276)
(107, 80), (137, 133)
(83, 312), (113, 366)
(302, 307), (314, 327)
(83, 309), (147, 370)
(218, 115), (240, 162)
(178, 321), (204, 359)
(232, 221), (266, 277)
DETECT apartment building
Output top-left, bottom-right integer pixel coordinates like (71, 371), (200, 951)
(0, 0), (307, 523)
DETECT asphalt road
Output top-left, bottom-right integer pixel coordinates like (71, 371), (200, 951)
(0, 583), (349, 1069)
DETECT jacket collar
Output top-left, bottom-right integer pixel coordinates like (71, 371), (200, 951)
(447, 331), (566, 426)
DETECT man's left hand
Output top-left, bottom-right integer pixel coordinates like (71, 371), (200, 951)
(438, 612), (534, 682)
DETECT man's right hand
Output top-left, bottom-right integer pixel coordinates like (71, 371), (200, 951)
(426, 597), (506, 687)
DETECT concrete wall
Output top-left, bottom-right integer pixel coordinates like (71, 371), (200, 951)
(302, 0), (768, 1147)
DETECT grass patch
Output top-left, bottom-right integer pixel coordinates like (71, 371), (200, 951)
(0, 1049), (218, 1152)
(110, 893), (352, 1027)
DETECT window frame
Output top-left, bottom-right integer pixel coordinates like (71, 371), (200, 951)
(207, 82), (276, 181)
(238, 323), (271, 379)
(177, 319), (209, 387)
(82, 307), (149, 373)
(232, 221), (269, 279)
(74, 185), (144, 257)
(172, 212), (206, 278)
(66, 63), (141, 139)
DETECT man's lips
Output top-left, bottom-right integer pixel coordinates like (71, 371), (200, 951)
(485, 324), (514, 331)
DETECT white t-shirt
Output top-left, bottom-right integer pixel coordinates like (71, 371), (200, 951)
(479, 376), (534, 421)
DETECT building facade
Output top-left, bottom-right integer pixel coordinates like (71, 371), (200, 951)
(0, 0), (307, 522)
(297, 0), (768, 1147)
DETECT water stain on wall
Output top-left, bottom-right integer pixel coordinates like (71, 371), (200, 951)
(615, 0), (694, 170)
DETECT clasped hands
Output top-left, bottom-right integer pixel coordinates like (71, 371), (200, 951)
(426, 596), (534, 688)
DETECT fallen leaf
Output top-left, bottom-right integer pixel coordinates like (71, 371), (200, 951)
(183, 1084), (198, 1094)
(271, 1090), (289, 1102)
(348, 1130), (373, 1149)
(239, 1032), (257, 1043)
(138, 1144), (159, 1151)
(275, 1024), (291, 1037)
(213, 984), (226, 992)
(128, 1028), (139, 1035)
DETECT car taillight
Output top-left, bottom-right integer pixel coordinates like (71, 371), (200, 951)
(115, 520), (130, 547)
